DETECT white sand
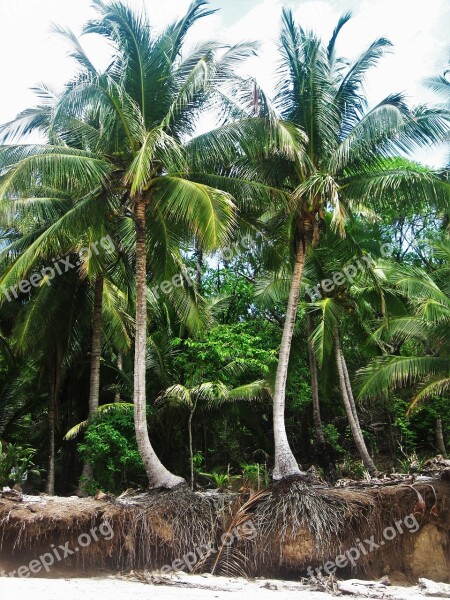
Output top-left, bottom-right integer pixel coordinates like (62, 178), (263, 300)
(0, 574), (449, 600)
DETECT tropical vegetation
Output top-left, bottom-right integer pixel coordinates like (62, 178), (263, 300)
(0, 1), (448, 495)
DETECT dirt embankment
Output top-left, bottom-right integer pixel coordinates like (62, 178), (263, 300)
(0, 479), (448, 583)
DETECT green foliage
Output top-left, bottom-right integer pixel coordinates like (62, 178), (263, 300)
(397, 450), (426, 474)
(240, 462), (270, 489)
(339, 457), (367, 479)
(0, 441), (41, 487)
(192, 450), (205, 474)
(392, 398), (418, 452)
(174, 321), (279, 386)
(0, 0), (448, 494)
(199, 469), (239, 490)
(78, 408), (146, 493)
(322, 423), (345, 455)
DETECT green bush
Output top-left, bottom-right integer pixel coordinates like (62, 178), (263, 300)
(78, 407), (146, 493)
(322, 423), (345, 455)
(0, 441), (41, 488)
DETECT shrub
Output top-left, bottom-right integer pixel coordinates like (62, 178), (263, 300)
(78, 407), (146, 493)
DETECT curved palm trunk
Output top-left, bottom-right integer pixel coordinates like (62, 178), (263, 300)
(307, 311), (325, 445)
(272, 242), (306, 480)
(341, 353), (361, 427)
(134, 199), (185, 489)
(436, 418), (447, 457)
(333, 327), (378, 477)
(81, 274), (104, 484)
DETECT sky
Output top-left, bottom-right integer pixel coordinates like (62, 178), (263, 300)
(0, 0), (448, 166)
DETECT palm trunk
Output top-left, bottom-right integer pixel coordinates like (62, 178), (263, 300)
(333, 327), (378, 477)
(194, 239), (203, 294)
(114, 352), (123, 403)
(188, 398), (198, 491)
(436, 418), (447, 457)
(81, 274), (104, 484)
(341, 352), (361, 427)
(134, 198), (185, 489)
(47, 395), (56, 496)
(46, 345), (62, 495)
(272, 242), (306, 480)
(307, 311), (325, 445)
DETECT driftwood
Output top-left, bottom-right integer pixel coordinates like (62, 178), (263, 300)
(418, 578), (450, 598)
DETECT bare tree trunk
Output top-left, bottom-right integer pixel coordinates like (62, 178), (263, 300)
(333, 327), (379, 477)
(114, 352), (123, 403)
(341, 352), (361, 427)
(188, 398), (198, 491)
(194, 239), (203, 294)
(47, 394), (56, 496)
(272, 242), (306, 480)
(134, 198), (185, 489)
(307, 311), (325, 445)
(436, 418), (447, 457)
(81, 274), (104, 485)
(46, 346), (62, 495)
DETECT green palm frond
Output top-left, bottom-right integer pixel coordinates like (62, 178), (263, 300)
(425, 75), (450, 103)
(358, 355), (449, 399)
(0, 145), (112, 197)
(409, 377), (450, 412)
(64, 402), (134, 440)
(151, 176), (236, 252)
(125, 128), (186, 196)
(342, 164), (450, 213)
(310, 298), (344, 366)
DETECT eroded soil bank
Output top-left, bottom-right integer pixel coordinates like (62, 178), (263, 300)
(0, 478), (448, 584)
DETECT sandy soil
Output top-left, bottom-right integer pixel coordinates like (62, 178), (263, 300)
(0, 574), (449, 600)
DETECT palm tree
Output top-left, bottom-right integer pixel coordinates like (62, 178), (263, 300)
(0, 0), (267, 488)
(307, 296), (379, 475)
(306, 308), (325, 447)
(425, 47), (450, 105)
(358, 238), (450, 413)
(157, 379), (271, 489)
(0, 168), (133, 487)
(198, 11), (449, 480)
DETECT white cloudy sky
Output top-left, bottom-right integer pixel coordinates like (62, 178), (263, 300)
(0, 0), (448, 165)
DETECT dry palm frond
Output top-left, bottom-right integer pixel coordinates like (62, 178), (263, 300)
(194, 488), (269, 577)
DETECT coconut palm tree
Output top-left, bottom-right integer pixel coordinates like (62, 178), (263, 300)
(0, 1), (283, 488)
(157, 379), (271, 489)
(0, 166), (134, 488)
(304, 222), (424, 476)
(358, 237), (450, 412)
(195, 11), (449, 480)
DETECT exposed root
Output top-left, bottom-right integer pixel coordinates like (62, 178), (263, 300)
(0, 480), (448, 582)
